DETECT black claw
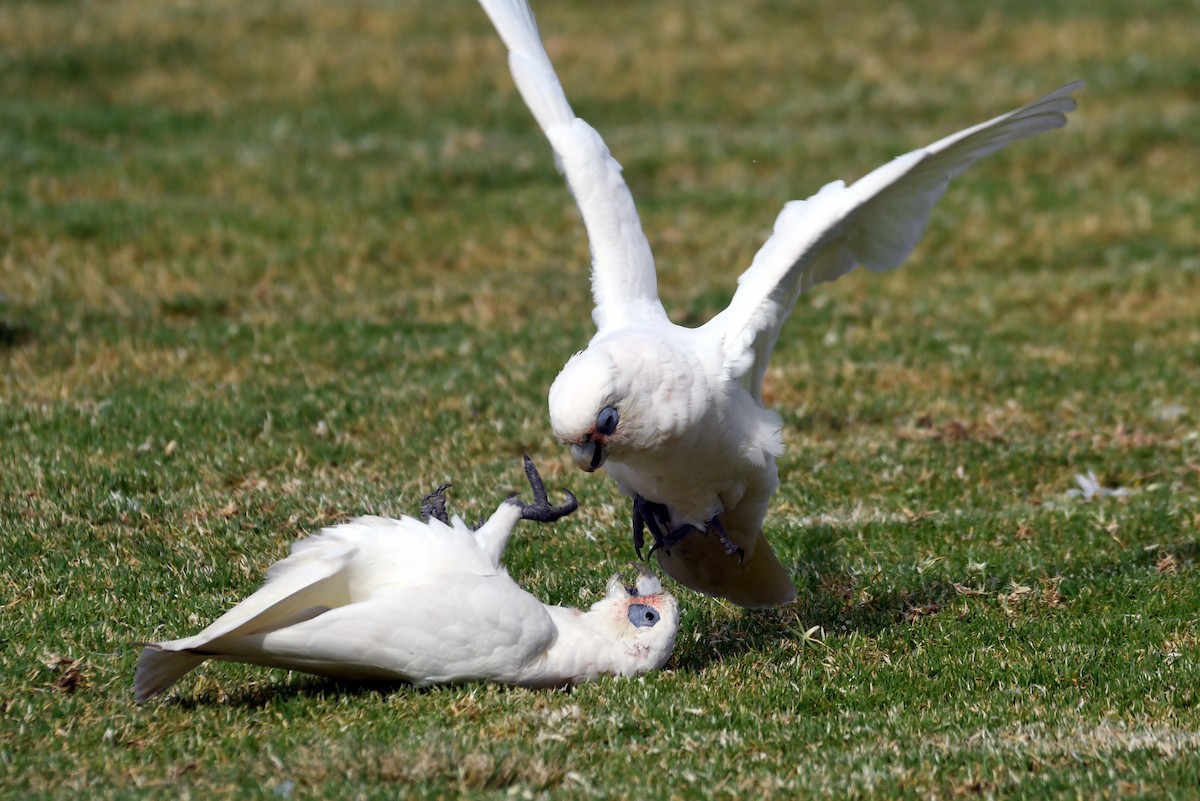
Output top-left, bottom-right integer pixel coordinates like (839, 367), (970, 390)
(652, 523), (695, 557)
(632, 502), (647, 561)
(633, 495), (673, 558)
(522, 454), (550, 508)
(520, 489), (578, 523)
(420, 483), (453, 524)
(709, 516), (745, 564)
(634, 495), (675, 557)
(647, 540), (666, 559)
(631, 500), (744, 565)
(512, 455), (579, 523)
(636, 496), (667, 534)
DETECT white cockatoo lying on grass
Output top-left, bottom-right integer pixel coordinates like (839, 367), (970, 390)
(475, 0), (1082, 607)
(134, 457), (679, 703)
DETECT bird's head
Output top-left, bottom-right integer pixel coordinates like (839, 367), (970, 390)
(587, 564), (680, 672)
(547, 344), (629, 473)
(548, 336), (691, 474)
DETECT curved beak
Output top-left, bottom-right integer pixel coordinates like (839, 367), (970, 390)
(569, 439), (607, 473)
(604, 574), (631, 600)
(631, 562), (663, 596)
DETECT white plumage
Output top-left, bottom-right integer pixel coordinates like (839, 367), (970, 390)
(475, 0), (1082, 608)
(134, 458), (679, 703)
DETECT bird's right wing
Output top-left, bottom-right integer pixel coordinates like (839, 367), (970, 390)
(477, 0), (668, 330)
(134, 517), (550, 699)
(711, 82), (1083, 401)
(246, 572), (560, 687)
(146, 517), (489, 652)
(134, 524), (365, 702)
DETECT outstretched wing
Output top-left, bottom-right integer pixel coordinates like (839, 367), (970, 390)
(477, 0), (668, 330)
(711, 82), (1083, 400)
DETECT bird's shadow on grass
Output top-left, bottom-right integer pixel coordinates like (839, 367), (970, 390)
(0, 318), (33, 349)
(673, 521), (1200, 675)
(163, 675), (429, 709)
(672, 524), (980, 674)
(162, 672), (575, 708)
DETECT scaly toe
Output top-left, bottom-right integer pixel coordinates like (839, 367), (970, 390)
(420, 483), (453, 524)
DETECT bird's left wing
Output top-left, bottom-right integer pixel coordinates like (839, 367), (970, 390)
(135, 519), (555, 698)
(224, 571), (560, 687)
(710, 82), (1083, 400)
(477, 0), (667, 330)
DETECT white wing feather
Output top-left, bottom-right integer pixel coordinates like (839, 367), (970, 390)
(477, 0), (667, 330)
(713, 81), (1083, 400)
(204, 574), (556, 688)
(134, 511), (554, 701)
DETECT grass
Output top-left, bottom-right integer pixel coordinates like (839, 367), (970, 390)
(2, 0), (1198, 797)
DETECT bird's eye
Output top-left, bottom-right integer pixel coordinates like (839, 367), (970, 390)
(596, 406), (619, 437)
(628, 603), (659, 628)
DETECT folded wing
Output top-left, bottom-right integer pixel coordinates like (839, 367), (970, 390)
(134, 515), (554, 701)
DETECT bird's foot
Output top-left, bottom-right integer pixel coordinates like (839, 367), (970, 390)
(420, 483), (453, 524)
(707, 515), (745, 564)
(632, 495), (673, 560)
(631, 496), (653, 559)
(632, 506), (646, 560)
(639, 507), (744, 565)
(646, 521), (697, 559)
(507, 455), (579, 523)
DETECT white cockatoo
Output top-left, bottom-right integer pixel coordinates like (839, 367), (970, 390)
(134, 457), (680, 703)
(475, 0), (1082, 607)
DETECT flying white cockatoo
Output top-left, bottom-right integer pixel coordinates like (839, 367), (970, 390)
(475, 0), (1082, 607)
(134, 457), (680, 703)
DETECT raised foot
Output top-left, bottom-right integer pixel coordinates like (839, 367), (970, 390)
(632, 495), (743, 564)
(420, 483), (454, 524)
(507, 455), (579, 523)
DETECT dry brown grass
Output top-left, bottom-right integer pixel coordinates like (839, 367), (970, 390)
(3, 0), (1198, 798)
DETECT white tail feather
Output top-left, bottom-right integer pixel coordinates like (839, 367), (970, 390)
(134, 645), (206, 704)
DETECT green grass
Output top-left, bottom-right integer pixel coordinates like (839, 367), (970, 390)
(2, 0), (1198, 797)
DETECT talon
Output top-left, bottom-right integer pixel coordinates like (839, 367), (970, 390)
(522, 454), (550, 508)
(513, 455), (579, 523)
(632, 502), (647, 561)
(708, 516), (744, 564)
(634, 506), (744, 565)
(520, 489), (578, 523)
(632, 495), (671, 559)
(420, 483), (453, 524)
